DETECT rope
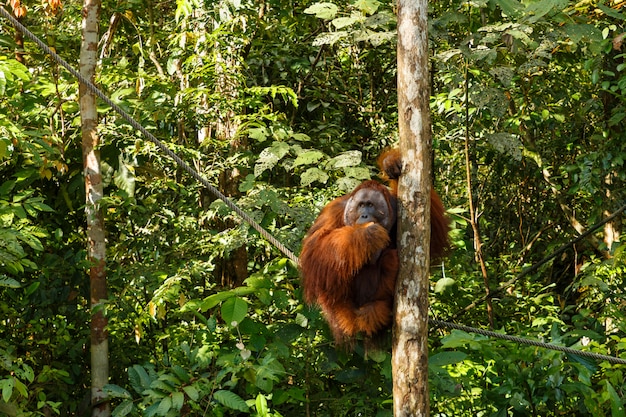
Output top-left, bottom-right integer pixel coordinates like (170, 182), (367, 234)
(3, 7), (625, 366)
(430, 319), (626, 365)
(0, 6), (299, 265)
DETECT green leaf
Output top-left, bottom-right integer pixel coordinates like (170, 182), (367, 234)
(239, 174), (256, 192)
(524, 0), (564, 23)
(171, 365), (191, 384)
(429, 351), (467, 367)
(606, 381), (625, 417)
(23, 281), (39, 295)
(332, 16), (361, 29)
(114, 155), (136, 197)
(353, 0), (380, 15)
(300, 167), (329, 186)
(313, 31), (349, 46)
(0, 276), (20, 288)
(295, 313), (308, 328)
(290, 133), (311, 142)
(0, 70), (6, 96)
(221, 297), (248, 326)
(598, 2), (626, 20)
(199, 290), (234, 311)
(27, 201), (54, 212)
(2, 377), (14, 403)
(0, 139), (9, 159)
(112, 400), (134, 417)
(440, 330), (486, 349)
(171, 392), (184, 411)
(248, 126), (270, 142)
(255, 142), (291, 177)
(103, 384), (133, 399)
(214, 390), (249, 412)
(182, 385), (199, 401)
(129, 365), (153, 394)
(255, 393), (268, 416)
(303, 2), (338, 19)
(434, 277), (456, 293)
(156, 396), (172, 416)
(14, 377), (28, 396)
(328, 150), (362, 169)
(292, 150), (325, 168)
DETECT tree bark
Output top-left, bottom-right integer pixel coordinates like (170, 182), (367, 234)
(392, 0), (431, 416)
(79, 0), (109, 415)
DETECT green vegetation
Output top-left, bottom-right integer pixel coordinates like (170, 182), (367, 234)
(0, 0), (625, 415)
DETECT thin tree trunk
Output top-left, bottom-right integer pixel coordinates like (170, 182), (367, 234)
(392, 0), (430, 415)
(463, 62), (493, 328)
(79, 0), (109, 415)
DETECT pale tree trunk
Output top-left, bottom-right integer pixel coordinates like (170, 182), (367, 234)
(392, 0), (431, 416)
(79, 0), (109, 415)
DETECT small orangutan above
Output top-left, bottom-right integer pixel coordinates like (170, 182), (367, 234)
(299, 148), (449, 345)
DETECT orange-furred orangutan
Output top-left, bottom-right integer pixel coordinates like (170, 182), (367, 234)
(299, 148), (449, 345)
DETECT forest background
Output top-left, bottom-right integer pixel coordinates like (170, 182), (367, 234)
(0, 0), (625, 415)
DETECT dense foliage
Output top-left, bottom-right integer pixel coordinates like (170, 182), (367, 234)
(0, 0), (625, 415)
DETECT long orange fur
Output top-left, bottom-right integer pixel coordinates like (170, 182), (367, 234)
(300, 148), (449, 345)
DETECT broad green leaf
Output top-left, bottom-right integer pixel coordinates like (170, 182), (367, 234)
(343, 166), (370, 180)
(0, 139), (8, 159)
(429, 351), (467, 367)
(0, 276), (20, 288)
(606, 381), (625, 417)
(114, 155), (136, 197)
(494, 0), (523, 16)
(563, 23), (602, 46)
(598, 3), (626, 20)
(221, 297), (248, 326)
(3, 58), (30, 81)
(255, 142), (291, 177)
(354, 0), (380, 15)
(14, 377), (28, 396)
(300, 167), (329, 186)
(434, 277), (456, 293)
(112, 400), (134, 417)
(303, 2), (338, 19)
(27, 201), (54, 212)
(248, 126), (270, 142)
(295, 312), (308, 328)
(290, 133), (311, 142)
(171, 392), (184, 411)
(150, 378), (175, 394)
(329, 150), (362, 168)
(243, 276), (272, 289)
(440, 330), (486, 349)
(292, 150), (325, 168)
(255, 393), (268, 416)
(182, 385), (199, 401)
(524, 0), (563, 23)
(239, 174), (255, 192)
(156, 396), (172, 416)
(199, 290), (234, 311)
(332, 16), (361, 30)
(313, 31), (349, 46)
(171, 365), (191, 384)
(103, 384), (133, 399)
(1, 377), (13, 403)
(214, 390), (249, 412)
(129, 365), (152, 394)
(336, 177), (361, 192)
